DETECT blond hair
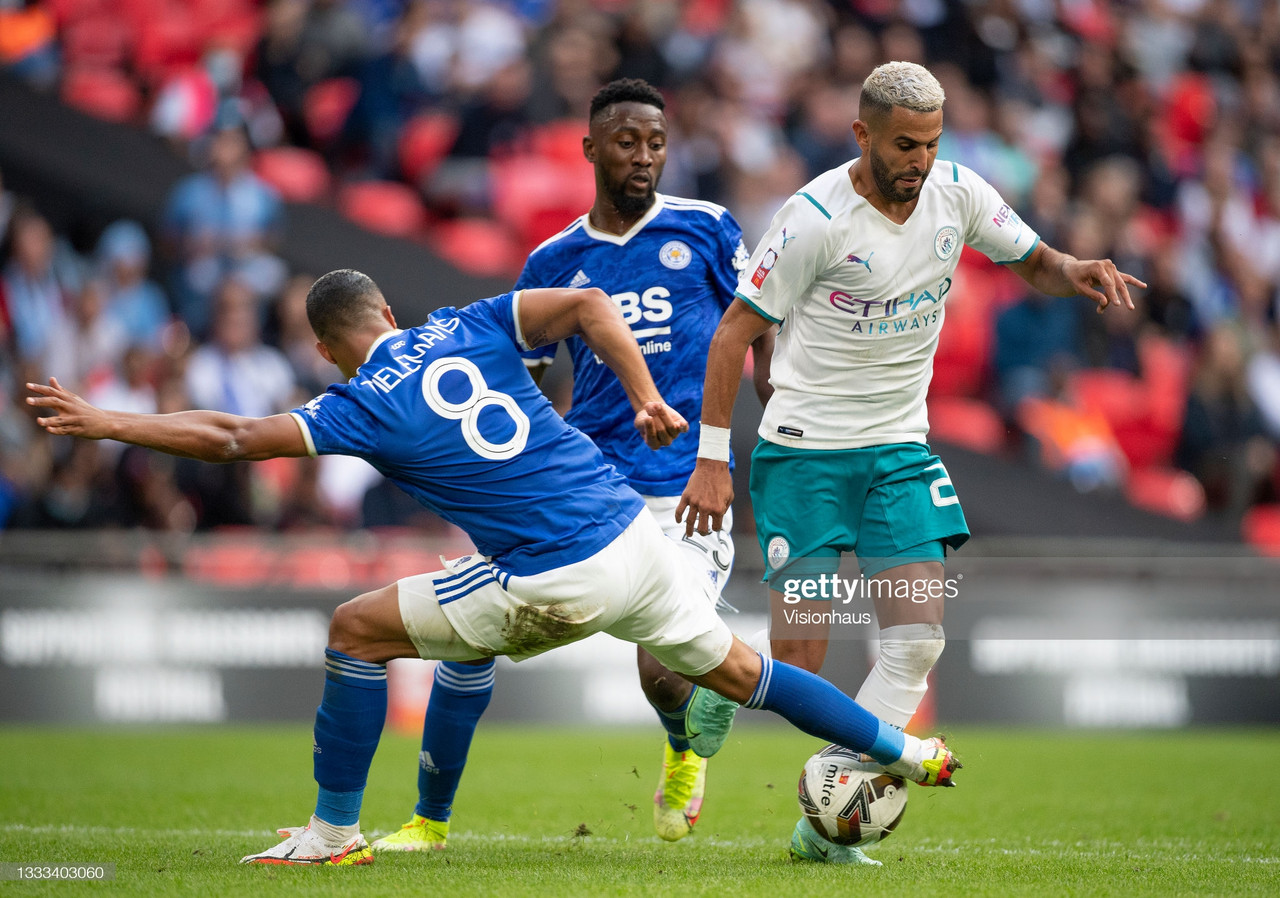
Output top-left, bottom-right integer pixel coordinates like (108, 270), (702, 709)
(860, 61), (945, 118)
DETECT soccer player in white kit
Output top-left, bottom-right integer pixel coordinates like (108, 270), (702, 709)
(679, 61), (1143, 865)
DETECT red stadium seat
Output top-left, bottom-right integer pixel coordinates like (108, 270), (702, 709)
(1242, 504), (1280, 557)
(132, 13), (203, 85)
(60, 15), (132, 69)
(61, 66), (143, 123)
(398, 111), (459, 186)
(531, 119), (588, 166)
(491, 155), (594, 254)
(1125, 466), (1206, 522)
(337, 180), (426, 238)
(927, 396), (1007, 454)
(428, 218), (522, 279)
(254, 146), (331, 203)
(303, 77), (360, 144)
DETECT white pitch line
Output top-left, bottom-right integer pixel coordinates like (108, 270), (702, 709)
(1, 824), (1275, 863)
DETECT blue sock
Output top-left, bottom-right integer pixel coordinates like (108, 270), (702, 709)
(415, 659), (495, 821)
(313, 648), (387, 826)
(652, 688), (694, 753)
(743, 655), (905, 766)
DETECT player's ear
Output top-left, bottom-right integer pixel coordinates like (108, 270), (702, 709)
(582, 135), (596, 164)
(382, 304), (397, 328)
(852, 119), (870, 150)
(316, 341), (337, 365)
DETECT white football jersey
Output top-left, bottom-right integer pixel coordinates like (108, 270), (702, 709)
(736, 159), (1039, 449)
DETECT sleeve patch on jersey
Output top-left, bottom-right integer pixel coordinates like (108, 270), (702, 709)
(751, 248), (778, 287)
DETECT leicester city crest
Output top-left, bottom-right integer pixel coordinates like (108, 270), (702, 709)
(934, 226), (959, 261)
(659, 240), (693, 269)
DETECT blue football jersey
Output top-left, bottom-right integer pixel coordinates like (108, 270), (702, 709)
(290, 292), (645, 576)
(515, 194), (749, 496)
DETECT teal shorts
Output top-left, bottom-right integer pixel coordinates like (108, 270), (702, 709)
(749, 440), (969, 593)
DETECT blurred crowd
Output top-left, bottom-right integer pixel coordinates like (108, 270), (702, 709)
(2, 0), (1280, 536)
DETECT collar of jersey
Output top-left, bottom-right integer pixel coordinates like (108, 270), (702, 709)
(581, 193), (666, 246)
(364, 329), (403, 365)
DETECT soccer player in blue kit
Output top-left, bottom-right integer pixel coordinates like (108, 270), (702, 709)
(374, 79), (776, 852)
(28, 268), (958, 866)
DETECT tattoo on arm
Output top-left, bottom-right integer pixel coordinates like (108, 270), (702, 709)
(526, 329), (550, 349)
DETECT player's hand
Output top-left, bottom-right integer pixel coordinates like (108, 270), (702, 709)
(25, 378), (111, 439)
(676, 459), (733, 537)
(1065, 258), (1146, 314)
(635, 400), (687, 449)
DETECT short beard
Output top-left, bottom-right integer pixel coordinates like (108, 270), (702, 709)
(869, 149), (928, 203)
(609, 183), (656, 218)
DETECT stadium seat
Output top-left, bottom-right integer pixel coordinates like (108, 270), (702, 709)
(132, 14), (203, 85)
(254, 146), (331, 203)
(1124, 465), (1206, 522)
(337, 180), (426, 238)
(60, 15), (131, 69)
(303, 77), (360, 145)
(1241, 504), (1280, 557)
(926, 260), (993, 401)
(491, 155), (594, 254)
(60, 66), (143, 123)
(428, 218), (522, 278)
(531, 119), (588, 166)
(927, 396), (1007, 454)
(398, 111), (459, 187)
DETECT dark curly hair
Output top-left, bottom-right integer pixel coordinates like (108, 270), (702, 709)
(589, 78), (665, 123)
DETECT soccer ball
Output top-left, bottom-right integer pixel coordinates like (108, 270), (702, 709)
(797, 744), (908, 847)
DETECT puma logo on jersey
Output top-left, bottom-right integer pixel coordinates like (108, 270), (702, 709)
(846, 252), (874, 272)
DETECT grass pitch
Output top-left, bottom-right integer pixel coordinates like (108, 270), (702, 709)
(1, 724), (1277, 896)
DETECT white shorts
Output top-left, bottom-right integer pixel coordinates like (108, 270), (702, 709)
(643, 495), (734, 605)
(397, 507), (735, 677)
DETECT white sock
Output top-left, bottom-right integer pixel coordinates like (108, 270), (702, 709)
(309, 813), (359, 845)
(854, 623), (945, 728)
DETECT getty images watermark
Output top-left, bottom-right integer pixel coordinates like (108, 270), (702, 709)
(773, 571), (962, 639)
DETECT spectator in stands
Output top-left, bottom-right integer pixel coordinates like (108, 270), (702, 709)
(161, 106), (286, 340)
(95, 220), (171, 352)
(1, 202), (78, 375)
(184, 275), (296, 419)
(1176, 325), (1277, 513)
(0, 0), (59, 90)
(273, 272), (339, 395)
(44, 278), (128, 395)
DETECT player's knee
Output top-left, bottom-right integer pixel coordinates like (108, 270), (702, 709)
(328, 595), (376, 656)
(637, 648), (691, 709)
(880, 624), (945, 677)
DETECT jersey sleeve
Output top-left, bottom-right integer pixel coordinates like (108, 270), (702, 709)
(955, 163), (1041, 264)
(712, 210), (752, 312)
(513, 254), (557, 366)
(289, 389), (378, 459)
(734, 193), (831, 323)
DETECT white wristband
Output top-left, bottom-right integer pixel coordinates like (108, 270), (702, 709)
(697, 424), (731, 462)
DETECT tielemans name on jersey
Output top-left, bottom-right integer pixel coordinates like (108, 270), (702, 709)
(359, 317), (462, 393)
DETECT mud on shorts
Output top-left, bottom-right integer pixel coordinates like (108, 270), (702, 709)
(397, 506), (735, 676)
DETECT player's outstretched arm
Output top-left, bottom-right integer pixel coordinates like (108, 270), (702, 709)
(677, 299), (774, 536)
(517, 287), (687, 448)
(26, 377), (308, 462)
(1007, 243), (1147, 312)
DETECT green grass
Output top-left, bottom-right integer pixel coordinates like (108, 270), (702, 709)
(1, 724), (1278, 896)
